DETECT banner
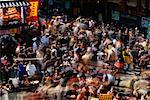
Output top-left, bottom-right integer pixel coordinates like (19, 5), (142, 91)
(26, 0), (39, 22)
(99, 94), (112, 100)
(3, 7), (21, 25)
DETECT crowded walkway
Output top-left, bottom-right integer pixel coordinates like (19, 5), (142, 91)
(0, 13), (150, 100)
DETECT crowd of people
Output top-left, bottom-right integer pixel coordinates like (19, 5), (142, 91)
(0, 13), (150, 100)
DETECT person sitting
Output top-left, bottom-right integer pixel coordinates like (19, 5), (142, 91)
(77, 85), (90, 100)
(42, 72), (52, 85)
(114, 58), (124, 74)
(23, 75), (30, 87)
(5, 80), (15, 93)
(65, 83), (79, 99)
(26, 61), (37, 78)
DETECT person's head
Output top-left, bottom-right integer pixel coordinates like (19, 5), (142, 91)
(115, 93), (122, 99)
(83, 85), (89, 92)
(108, 45), (112, 49)
(23, 75), (28, 80)
(146, 91), (150, 97)
(0, 82), (2, 88)
(117, 58), (122, 62)
(72, 83), (79, 90)
(28, 61), (32, 64)
(87, 47), (92, 53)
(77, 73), (85, 79)
(8, 80), (13, 84)
(45, 72), (50, 77)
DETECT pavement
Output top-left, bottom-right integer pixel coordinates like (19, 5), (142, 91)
(2, 64), (149, 100)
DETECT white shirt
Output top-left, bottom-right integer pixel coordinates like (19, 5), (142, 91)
(51, 48), (57, 58)
(73, 26), (79, 35)
(40, 35), (49, 46)
(26, 64), (37, 76)
(102, 74), (115, 83)
(32, 42), (37, 51)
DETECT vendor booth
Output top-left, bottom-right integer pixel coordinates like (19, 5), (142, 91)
(0, 0), (30, 35)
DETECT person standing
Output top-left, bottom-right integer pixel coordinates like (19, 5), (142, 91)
(18, 62), (26, 80)
(26, 61), (37, 78)
(123, 48), (133, 71)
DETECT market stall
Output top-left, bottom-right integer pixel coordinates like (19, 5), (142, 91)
(0, 0), (30, 35)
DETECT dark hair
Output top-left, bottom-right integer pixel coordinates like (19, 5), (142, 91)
(8, 80), (13, 84)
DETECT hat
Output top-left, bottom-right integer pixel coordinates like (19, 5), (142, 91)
(32, 37), (37, 41)
(87, 47), (92, 52)
(45, 32), (49, 35)
(77, 73), (85, 78)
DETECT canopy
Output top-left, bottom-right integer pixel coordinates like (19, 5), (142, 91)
(0, 1), (30, 8)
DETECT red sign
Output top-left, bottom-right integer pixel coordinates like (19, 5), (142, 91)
(26, 0), (39, 22)
(3, 7), (21, 25)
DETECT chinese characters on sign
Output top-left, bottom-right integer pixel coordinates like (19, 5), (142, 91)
(30, 1), (38, 17)
(26, 0), (39, 22)
(1, 7), (21, 25)
(99, 94), (112, 100)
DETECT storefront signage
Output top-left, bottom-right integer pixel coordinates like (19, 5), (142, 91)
(121, 14), (137, 20)
(119, 13), (139, 26)
(3, 7), (21, 25)
(99, 94), (112, 100)
(29, 1), (38, 17)
(112, 11), (120, 21)
(26, 0), (39, 22)
(141, 17), (150, 28)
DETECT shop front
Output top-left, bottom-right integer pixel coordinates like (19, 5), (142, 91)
(119, 13), (141, 27)
(107, 0), (149, 27)
(0, 0), (30, 35)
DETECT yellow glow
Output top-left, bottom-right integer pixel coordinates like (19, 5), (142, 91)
(29, 1), (38, 17)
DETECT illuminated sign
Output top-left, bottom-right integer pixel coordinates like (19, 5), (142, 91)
(3, 7), (21, 25)
(99, 94), (112, 100)
(29, 1), (38, 17)
(26, 0), (39, 22)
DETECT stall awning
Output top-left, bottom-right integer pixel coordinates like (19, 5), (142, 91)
(0, 1), (30, 8)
